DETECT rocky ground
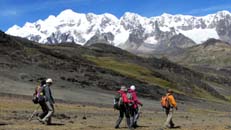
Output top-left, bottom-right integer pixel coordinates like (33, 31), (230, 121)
(0, 95), (230, 130)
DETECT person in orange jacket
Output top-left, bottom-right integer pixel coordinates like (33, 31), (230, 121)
(164, 89), (178, 128)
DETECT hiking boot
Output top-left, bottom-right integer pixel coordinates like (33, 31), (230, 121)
(37, 117), (44, 123)
(45, 121), (51, 125)
(163, 124), (169, 129)
(46, 118), (52, 125)
(128, 127), (134, 130)
(133, 122), (139, 128)
(41, 118), (48, 125)
(133, 124), (139, 128)
(115, 117), (122, 129)
(169, 123), (175, 128)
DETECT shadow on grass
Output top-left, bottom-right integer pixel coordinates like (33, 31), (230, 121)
(48, 123), (65, 126)
(118, 125), (149, 129)
(135, 125), (149, 128)
(0, 123), (8, 126)
(170, 126), (181, 129)
(154, 126), (181, 130)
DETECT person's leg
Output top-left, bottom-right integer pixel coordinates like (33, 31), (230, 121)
(169, 109), (175, 127)
(39, 102), (48, 119)
(115, 106), (125, 128)
(42, 102), (54, 124)
(164, 108), (173, 128)
(133, 108), (139, 127)
(125, 106), (131, 129)
(170, 118), (175, 128)
(129, 107), (135, 128)
(164, 108), (169, 127)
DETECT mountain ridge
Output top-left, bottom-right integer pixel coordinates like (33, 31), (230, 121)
(160, 38), (231, 68)
(6, 9), (231, 52)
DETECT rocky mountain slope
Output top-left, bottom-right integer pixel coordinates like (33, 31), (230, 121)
(6, 10), (231, 53)
(172, 39), (231, 67)
(0, 31), (230, 103)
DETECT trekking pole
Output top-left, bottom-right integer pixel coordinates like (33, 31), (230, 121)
(139, 105), (143, 114)
(54, 103), (59, 111)
(28, 105), (40, 121)
(82, 105), (87, 120)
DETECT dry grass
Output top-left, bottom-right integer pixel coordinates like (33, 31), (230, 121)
(0, 97), (230, 130)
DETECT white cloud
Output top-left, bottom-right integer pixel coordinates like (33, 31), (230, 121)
(0, 10), (18, 16)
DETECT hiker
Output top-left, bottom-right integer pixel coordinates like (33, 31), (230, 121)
(115, 86), (134, 129)
(163, 89), (178, 128)
(41, 78), (55, 125)
(128, 85), (143, 128)
(36, 80), (47, 120)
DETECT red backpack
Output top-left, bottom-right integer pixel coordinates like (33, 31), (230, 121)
(160, 95), (170, 108)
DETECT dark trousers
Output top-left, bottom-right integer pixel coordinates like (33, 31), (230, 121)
(133, 107), (140, 126)
(39, 101), (48, 119)
(115, 105), (131, 128)
(128, 106), (135, 128)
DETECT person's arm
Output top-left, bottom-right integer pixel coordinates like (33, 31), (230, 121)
(49, 88), (55, 104)
(44, 86), (49, 101)
(44, 86), (53, 103)
(122, 93), (128, 103)
(168, 95), (177, 109)
(137, 100), (142, 106)
(133, 92), (142, 106)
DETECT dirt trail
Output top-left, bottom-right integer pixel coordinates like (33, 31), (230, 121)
(0, 96), (231, 130)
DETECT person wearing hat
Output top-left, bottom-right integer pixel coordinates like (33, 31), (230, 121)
(128, 85), (143, 128)
(164, 89), (177, 128)
(41, 78), (55, 125)
(115, 85), (133, 129)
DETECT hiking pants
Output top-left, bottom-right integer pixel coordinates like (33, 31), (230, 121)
(115, 105), (131, 128)
(42, 101), (54, 123)
(164, 108), (174, 127)
(128, 106), (135, 128)
(39, 101), (48, 119)
(133, 107), (140, 126)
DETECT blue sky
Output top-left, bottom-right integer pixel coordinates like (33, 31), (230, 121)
(1, 0), (231, 32)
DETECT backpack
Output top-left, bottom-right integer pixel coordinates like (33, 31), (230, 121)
(160, 95), (170, 108)
(126, 92), (133, 107)
(113, 93), (123, 110)
(32, 85), (45, 104)
(127, 92), (133, 100)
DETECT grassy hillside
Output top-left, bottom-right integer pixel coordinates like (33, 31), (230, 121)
(85, 56), (173, 90)
(0, 31), (229, 103)
(168, 39), (231, 67)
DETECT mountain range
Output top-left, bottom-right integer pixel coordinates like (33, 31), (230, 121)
(6, 9), (231, 53)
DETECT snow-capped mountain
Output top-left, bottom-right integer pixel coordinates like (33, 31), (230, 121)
(6, 9), (231, 52)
